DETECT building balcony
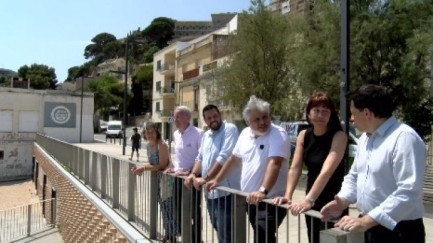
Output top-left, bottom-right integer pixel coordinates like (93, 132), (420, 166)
(159, 85), (175, 96)
(183, 68), (200, 80)
(183, 101), (199, 111)
(202, 61), (218, 73)
(212, 49), (228, 60)
(159, 63), (175, 75)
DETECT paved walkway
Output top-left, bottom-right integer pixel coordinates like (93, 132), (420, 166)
(0, 179), (63, 243)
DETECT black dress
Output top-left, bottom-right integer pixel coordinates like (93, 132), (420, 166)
(302, 127), (347, 243)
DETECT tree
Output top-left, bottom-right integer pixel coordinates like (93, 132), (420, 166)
(142, 17), (175, 49)
(65, 66), (80, 82)
(84, 32), (118, 64)
(290, 0), (433, 141)
(18, 64), (58, 89)
(212, 0), (298, 119)
(85, 74), (125, 118)
(133, 65), (153, 113)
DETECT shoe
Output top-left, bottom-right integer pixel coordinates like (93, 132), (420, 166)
(129, 158), (132, 161)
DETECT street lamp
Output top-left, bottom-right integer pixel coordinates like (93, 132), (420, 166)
(340, 0), (350, 173)
(109, 32), (144, 155)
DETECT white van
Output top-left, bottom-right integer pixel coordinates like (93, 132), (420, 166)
(106, 120), (123, 139)
(278, 121), (359, 158)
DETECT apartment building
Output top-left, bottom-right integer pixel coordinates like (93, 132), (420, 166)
(176, 15), (242, 130)
(152, 42), (189, 139)
(152, 15), (244, 136)
(173, 13), (237, 41)
(268, 0), (314, 15)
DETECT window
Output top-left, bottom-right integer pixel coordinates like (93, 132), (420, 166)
(195, 59), (202, 68)
(156, 60), (162, 71)
(156, 102), (161, 112)
(19, 111), (39, 132)
(0, 150), (3, 160)
(194, 88), (199, 111)
(0, 110), (13, 132)
(156, 81), (161, 91)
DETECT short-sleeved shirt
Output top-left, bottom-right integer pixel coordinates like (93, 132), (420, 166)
(232, 124), (291, 198)
(173, 124), (203, 171)
(131, 133), (141, 148)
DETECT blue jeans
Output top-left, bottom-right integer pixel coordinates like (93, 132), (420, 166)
(206, 195), (232, 243)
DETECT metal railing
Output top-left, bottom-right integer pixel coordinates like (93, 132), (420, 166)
(0, 198), (56, 242)
(35, 134), (364, 243)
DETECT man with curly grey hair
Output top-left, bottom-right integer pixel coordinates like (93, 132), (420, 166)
(207, 95), (290, 243)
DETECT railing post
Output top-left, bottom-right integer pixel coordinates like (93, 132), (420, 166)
(181, 182), (192, 243)
(233, 194), (246, 242)
(91, 152), (98, 190)
(149, 171), (158, 239)
(112, 158), (120, 208)
(320, 228), (364, 243)
(127, 163), (136, 221)
(80, 148), (86, 179)
(84, 150), (91, 185)
(27, 204), (32, 236)
(101, 154), (108, 199)
(51, 189), (57, 227)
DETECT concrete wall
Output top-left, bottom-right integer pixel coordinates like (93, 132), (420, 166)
(0, 88), (94, 181)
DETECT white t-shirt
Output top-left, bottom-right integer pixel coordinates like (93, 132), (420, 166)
(232, 124), (290, 198)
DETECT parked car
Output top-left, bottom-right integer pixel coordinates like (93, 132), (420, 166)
(99, 120), (108, 133)
(106, 120), (123, 139)
(278, 121), (359, 158)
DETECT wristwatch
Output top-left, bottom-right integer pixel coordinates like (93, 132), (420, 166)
(306, 195), (315, 207)
(259, 186), (268, 195)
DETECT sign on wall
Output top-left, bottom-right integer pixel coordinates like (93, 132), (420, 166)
(44, 102), (76, 128)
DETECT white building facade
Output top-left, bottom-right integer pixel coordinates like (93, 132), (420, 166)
(0, 88), (94, 181)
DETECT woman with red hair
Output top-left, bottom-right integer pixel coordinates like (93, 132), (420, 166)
(273, 92), (348, 243)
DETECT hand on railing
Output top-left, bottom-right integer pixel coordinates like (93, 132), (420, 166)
(271, 196), (292, 206)
(289, 199), (313, 216)
(131, 165), (145, 176)
(193, 177), (206, 190)
(174, 170), (189, 176)
(205, 179), (219, 191)
(163, 168), (175, 174)
(321, 196), (349, 222)
(184, 174), (196, 189)
(246, 191), (266, 205)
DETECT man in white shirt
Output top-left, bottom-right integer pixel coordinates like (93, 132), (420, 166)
(165, 105), (203, 242)
(321, 84), (426, 243)
(207, 96), (290, 243)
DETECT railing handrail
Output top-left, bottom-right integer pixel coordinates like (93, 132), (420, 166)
(0, 198), (55, 213)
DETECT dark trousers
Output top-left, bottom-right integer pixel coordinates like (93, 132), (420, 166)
(174, 177), (202, 243)
(246, 202), (287, 243)
(364, 218), (425, 243)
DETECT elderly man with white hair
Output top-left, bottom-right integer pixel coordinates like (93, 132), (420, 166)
(206, 95), (290, 243)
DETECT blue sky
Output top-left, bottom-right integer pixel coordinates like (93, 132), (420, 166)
(1, 0), (252, 82)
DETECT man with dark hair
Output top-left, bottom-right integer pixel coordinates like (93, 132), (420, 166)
(321, 84), (426, 243)
(185, 104), (240, 243)
(129, 127), (141, 162)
